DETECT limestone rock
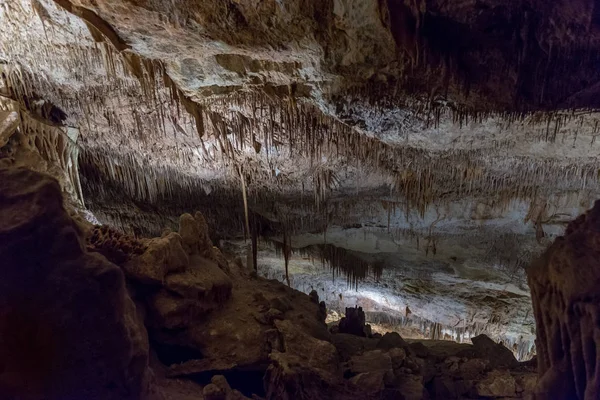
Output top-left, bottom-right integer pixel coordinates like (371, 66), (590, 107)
(0, 110), (19, 147)
(148, 289), (209, 329)
(475, 369), (517, 397)
(264, 319), (343, 399)
(471, 334), (518, 369)
(165, 256), (232, 301)
(275, 319), (340, 379)
(338, 306), (371, 337)
(0, 167), (150, 400)
(203, 383), (227, 400)
(377, 332), (408, 351)
(347, 349), (392, 376)
(178, 212), (214, 257)
(514, 372), (538, 394)
(179, 213), (200, 252)
(388, 347), (407, 370)
(148, 256), (232, 329)
(394, 374), (427, 400)
(430, 375), (457, 399)
(87, 224), (147, 265)
(408, 342), (430, 358)
(201, 375), (251, 400)
(330, 333), (378, 361)
(457, 358), (488, 380)
(124, 232), (189, 284)
(349, 371), (387, 393)
(309, 289), (319, 304)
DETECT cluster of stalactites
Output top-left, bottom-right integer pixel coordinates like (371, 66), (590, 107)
(0, 97), (84, 208)
(3, 0), (600, 242)
(362, 310), (536, 362)
(273, 242), (383, 290)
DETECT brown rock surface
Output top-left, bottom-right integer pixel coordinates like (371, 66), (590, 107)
(124, 232), (189, 284)
(0, 167), (150, 400)
(528, 200), (600, 400)
(475, 370), (517, 397)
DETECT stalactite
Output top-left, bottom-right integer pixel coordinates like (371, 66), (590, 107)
(282, 229), (291, 287)
(2, 0), (600, 250)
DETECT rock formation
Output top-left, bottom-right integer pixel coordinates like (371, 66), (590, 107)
(338, 306), (372, 337)
(3, 1), (600, 397)
(528, 200), (600, 400)
(2, 0), (599, 352)
(0, 165), (545, 400)
(0, 167), (150, 400)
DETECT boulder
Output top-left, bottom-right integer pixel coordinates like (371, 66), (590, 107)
(204, 383), (227, 400)
(394, 374), (427, 400)
(264, 319), (343, 399)
(349, 371), (387, 393)
(458, 357), (488, 380)
(475, 369), (517, 397)
(515, 372), (538, 395)
(123, 232), (189, 284)
(0, 167), (150, 400)
(347, 349), (392, 375)
(430, 376), (457, 399)
(202, 375), (251, 400)
(331, 333), (378, 361)
(388, 347), (406, 370)
(147, 256), (232, 329)
(471, 334), (518, 368)
(165, 256), (232, 302)
(408, 341), (430, 358)
(377, 332), (408, 351)
(148, 289), (210, 329)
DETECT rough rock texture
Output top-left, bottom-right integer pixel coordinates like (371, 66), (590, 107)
(0, 164), (548, 400)
(124, 232), (189, 284)
(0, 167), (150, 400)
(528, 200), (600, 400)
(4, 0), (600, 352)
(87, 224), (148, 265)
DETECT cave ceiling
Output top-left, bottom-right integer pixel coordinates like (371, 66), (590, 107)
(2, 0), (600, 349)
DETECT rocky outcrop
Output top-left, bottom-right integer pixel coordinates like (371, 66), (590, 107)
(528, 200), (600, 400)
(0, 167), (151, 400)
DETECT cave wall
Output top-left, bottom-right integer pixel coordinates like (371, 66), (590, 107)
(528, 201), (600, 399)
